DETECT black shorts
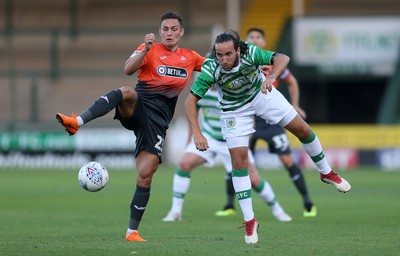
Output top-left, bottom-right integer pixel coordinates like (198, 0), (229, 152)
(114, 92), (177, 163)
(249, 122), (292, 155)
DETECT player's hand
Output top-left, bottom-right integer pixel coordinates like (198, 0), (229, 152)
(261, 77), (274, 94)
(260, 65), (269, 76)
(144, 33), (155, 51)
(193, 133), (209, 152)
(293, 105), (307, 120)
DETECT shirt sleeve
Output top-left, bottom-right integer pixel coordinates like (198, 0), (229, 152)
(130, 43), (145, 57)
(130, 43), (148, 67)
(190, 59), (215, 99)
(247, 43), (275, 66)
(280, 68), (292, 81)
(192, 51), (206, 72)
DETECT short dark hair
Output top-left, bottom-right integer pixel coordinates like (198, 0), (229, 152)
(160, 11), (183, 27)
(212, 30), (248, 57)
(246, 27), (265, 37)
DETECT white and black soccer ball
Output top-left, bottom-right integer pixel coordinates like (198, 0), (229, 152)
(78, 161), (109, 192)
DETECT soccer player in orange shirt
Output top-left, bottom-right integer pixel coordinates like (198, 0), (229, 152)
(55, 11), (205, 242)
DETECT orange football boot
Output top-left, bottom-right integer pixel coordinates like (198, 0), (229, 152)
(126, 231), (146, 242)
(55, 113), (79, 136)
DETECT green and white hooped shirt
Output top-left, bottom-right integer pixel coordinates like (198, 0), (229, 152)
(190, 42), (275, 112)
(197, 89), (224, 141)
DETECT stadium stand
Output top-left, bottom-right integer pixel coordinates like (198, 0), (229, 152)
(1, 0), (399, 129)
(1, 0), (244, 130)
(240, 0), (309, 51)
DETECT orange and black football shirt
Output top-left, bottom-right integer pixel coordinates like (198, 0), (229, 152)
(263, 65), (292, 89)
(132, 43), (205, 98)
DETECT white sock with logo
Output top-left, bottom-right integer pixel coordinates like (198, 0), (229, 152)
(232, 169), (254, 221)
(301, 133), (331, 175)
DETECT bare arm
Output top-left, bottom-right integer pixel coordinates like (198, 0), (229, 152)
(185, 93), (209, 151)
(286, 75), (307, 119)
(124, 33), (155, 75)
(186, 121), (193, 146)
(261, 53), (290, 94)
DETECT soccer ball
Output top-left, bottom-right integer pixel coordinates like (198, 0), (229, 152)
(78, 161), (109, 192)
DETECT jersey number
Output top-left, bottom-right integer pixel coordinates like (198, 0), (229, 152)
(155, 135), (164, 152)
(272, 134), (289, 151)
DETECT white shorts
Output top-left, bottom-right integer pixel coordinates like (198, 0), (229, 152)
(184, 132), (255, 173)
(220, 87), (297, 147)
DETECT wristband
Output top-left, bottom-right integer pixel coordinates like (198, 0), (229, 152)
(268, 75), (277, 79)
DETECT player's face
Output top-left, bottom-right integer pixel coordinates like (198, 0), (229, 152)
(246, 31), (265, 48)
(159, 18), (184, 50)
(214, 41), (240, 71)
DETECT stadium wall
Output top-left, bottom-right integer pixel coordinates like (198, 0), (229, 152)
(1, 123), (399, 170)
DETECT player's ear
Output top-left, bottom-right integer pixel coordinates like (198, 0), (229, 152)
(180, 27), (185, 37)
(159, 27), (161, 37)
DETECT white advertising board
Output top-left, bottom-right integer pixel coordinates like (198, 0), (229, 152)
(293, 17), (400, 75)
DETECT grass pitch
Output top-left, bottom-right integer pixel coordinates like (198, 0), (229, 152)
(0, 166), (399, 255)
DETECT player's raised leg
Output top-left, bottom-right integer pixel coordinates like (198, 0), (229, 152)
(56, 88), (130, 135)
(284, 115), (351, 193)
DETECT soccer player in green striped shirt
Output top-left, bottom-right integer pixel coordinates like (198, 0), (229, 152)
(185, 30), (351, 244)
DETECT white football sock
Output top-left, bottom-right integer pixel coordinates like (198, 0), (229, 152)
(232, 169), (254, 221)
(127, 228), (137, 234)
(302, 134), (331, 175)
(171, 171), (191, 214)
(77, 116), (84, 126)
(255, 181), (285, 215)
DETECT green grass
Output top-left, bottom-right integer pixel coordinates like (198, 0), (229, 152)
(1, 166), (399, 255)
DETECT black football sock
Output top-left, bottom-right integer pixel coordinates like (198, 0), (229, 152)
(129, 185), (151, 230)
(224, 172), (235, 209)
(80, 89), (123, 124)
(287, 164), (313, 211)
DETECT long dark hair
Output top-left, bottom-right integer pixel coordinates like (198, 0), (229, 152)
(211, 30), (248, 58)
